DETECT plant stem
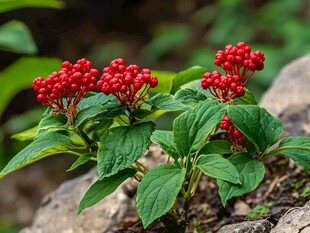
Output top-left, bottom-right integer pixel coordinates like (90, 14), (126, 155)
(74, 128), (97, 152)
(135, 160), (149, 174)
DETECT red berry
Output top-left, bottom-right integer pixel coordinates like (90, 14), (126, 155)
(236, 86), (245, 96)
(98, 58), (158, 109)
(150, 77), (158, 88)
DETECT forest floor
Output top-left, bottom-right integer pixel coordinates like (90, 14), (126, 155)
(108, 155), (310, 233)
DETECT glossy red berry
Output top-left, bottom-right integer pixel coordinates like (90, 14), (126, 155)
(32, 58), (98, 113)
(97, 58), (158, 110)
(201, 42), (265, 103)
(220, 115), (244, 147)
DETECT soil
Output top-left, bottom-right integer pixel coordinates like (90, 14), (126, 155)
(107, 155), (310, 233)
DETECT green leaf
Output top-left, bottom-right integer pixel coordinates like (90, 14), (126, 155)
(228, 105), (282, 153)
(0, 20), (37, 54)
(150, 93), (184, 111)
(174, 88), (208, 106)
(173, 99), (227, 156)
(74, 105), (106, 128)
(150, 130), (179, 160)
(97, 122), (155, 178)
(67, 152), (94, 172)
(78, 168), (136, 214)
(0, 131), (73, 178)
(76, 103), (125, 128)
(217, 153), (265, 206)
(234, 88), (257, 105)
(170, 66), (207, 94)
(246, 205), (269, 219)
(136, 164), (186, 228)
(0, 57), (62, 118)
(11, 126), (38, 141)
(196, 154), (240, 184)
(0, 0), (64, 13)
(78, 92), (116, 110)
(37, 114), (67, 136)
(89, 119), (113, 141)
(130, 108), (153, 120)
(93, 104), (126, 121)
(300, 186), (310, 197)
(268, 136), (310, 173)
(199, 140), (232, 155)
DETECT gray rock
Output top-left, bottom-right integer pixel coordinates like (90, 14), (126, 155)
(279, 104), (310, 137)
(270, 202), (310, 233)
(260, 54), (310, 116)
(20, 145), (166, 233)
(217, 219), (274, 233)
(20, 168), (137, 233)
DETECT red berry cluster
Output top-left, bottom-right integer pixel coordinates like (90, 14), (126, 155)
(97, 58), (158, 110)
(33, 58), (98, 111)
(201, 42), (265, 103)
(220, 116), (244, 147)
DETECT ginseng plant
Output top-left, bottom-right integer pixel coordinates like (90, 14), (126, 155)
(1, 43), (310, 233)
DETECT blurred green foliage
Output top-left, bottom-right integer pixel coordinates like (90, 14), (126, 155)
(140, 0), (310, 99)
(0, 220), (19, 233)
(0, 1), (63, 231)
(142, 24), (191, 60)
(0, 57), (62, 117)
(0, 20), (37, 54)
(0, 0), (63, 13)
(246, 204), (270, 219)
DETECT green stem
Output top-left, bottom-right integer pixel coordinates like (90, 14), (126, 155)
(135, 160), (149, 173)
(134, 172), (143, 181)
(67, 150), (97, 161)
(186, 167), (201, 198)
(74, 128), (97, 151)
(190, 170), (202, 196)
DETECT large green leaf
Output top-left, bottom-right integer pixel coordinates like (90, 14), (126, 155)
(150, 130), (179, 160)
(0, 57), (62, 118)
(173, 99), (227, 156)
(199, 140), (232, 155)
(228, 105), (282, 153)
(170, 66), (207, 94)
(150, 93), (184, 111)
(136, 164), (186, 228)
(74, 105), (106, 128)
(78, 92), (116, 110)
(267, 136), (310, 173)
(0, 0), (64, 13)
(0, 131), (73, 178)
(11, 126), (38, 141)
(37, 114), (67, 136)
(217, 153), (265, 206)
(0, 20), (37, 54)
(97, 122), (155, 179)
(78, 168), (136, 214)
(196, 154), (240, 184)
(174, 88), (208, 106)
(76, 102), (125, 128)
